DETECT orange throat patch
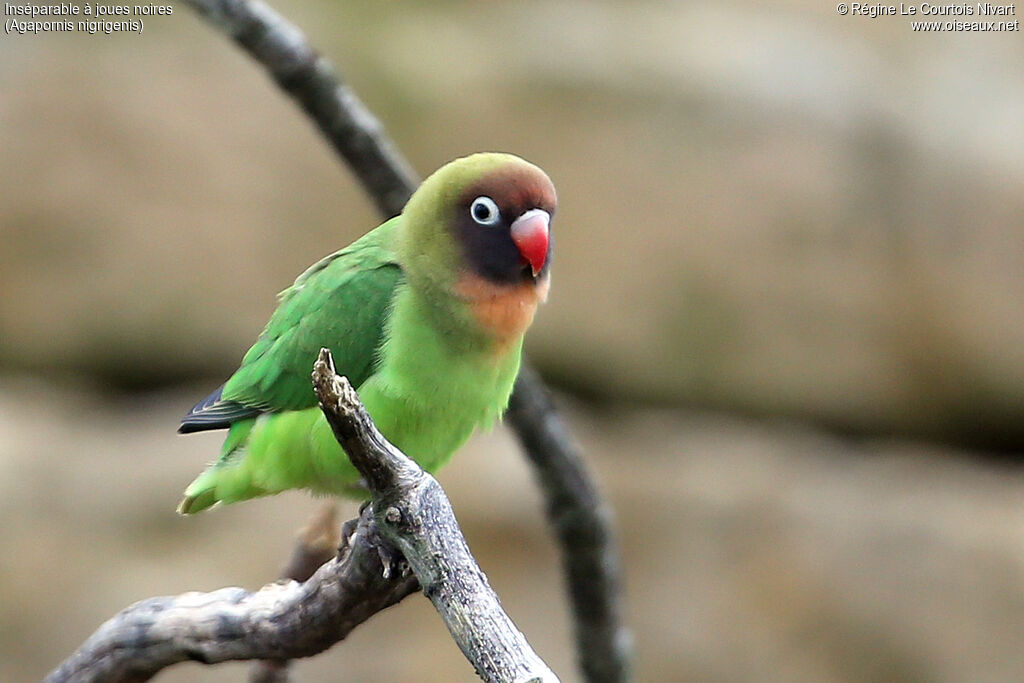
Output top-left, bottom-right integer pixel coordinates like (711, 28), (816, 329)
(454, 272), (550, 346)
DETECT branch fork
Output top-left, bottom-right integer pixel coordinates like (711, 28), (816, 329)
(48, 349), (557, 683)
(312, 349), (559, 683)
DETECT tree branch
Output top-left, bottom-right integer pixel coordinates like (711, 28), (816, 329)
(507, 366), (631, 682)
(312, 349), (558, 683)
(277, 502), (341, 584)
(46, 504), (419, 682)
(179, 0), (632, 680)
(183, 0), (417, 218)
(48, 351), (558, 682)
(248, 502), (340, 683)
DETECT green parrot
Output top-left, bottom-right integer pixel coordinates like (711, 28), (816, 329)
(177, 153), (556, 513)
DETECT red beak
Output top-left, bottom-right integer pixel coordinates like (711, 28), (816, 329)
(510, 209), (550, 277)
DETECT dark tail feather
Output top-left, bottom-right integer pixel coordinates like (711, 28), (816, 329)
(179, 385), (261, 433)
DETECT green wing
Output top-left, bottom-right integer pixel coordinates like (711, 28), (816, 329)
(179, 217), (403, 432)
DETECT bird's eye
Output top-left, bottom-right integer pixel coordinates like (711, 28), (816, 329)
(470, 196), (501, 226)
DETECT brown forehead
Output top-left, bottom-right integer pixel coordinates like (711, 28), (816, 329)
(459, 165), (557, 213)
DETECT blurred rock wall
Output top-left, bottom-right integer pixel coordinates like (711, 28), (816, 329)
(2, 4), (1022, 437)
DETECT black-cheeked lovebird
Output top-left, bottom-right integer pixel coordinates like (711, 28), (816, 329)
(177, 153), (556, 513)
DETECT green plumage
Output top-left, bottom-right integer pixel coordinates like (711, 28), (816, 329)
(178, 153), (554, 513)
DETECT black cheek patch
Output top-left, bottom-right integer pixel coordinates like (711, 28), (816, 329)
(455, 212), (535, 285)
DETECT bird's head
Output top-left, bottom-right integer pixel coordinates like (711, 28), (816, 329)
(400, 153), (557, 294)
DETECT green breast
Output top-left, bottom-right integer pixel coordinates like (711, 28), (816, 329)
(351, 283), (524, 472)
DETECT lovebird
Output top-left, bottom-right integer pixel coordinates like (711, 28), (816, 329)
(177, 153), (556, 513)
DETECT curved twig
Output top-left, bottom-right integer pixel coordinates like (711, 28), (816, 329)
(183, 0), (417, 217)
(507, 366), (631, 682)
(46, 504), (418, 682)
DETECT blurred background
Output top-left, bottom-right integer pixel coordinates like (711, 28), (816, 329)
(3, 1), (1024, 681)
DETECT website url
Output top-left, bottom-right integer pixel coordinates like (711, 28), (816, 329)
(911, 18), (1020, 28)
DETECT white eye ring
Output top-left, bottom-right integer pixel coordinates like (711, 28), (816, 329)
(470, 196), (501, 226)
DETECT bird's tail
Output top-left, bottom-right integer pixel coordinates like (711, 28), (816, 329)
(177, 471), (223, 514)
(178, 418), (258, 515)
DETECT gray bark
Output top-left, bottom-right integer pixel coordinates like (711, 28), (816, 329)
(47, 351), (558, 682)
(46, 505), (418, 682)
(313, 349), (559, 683)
